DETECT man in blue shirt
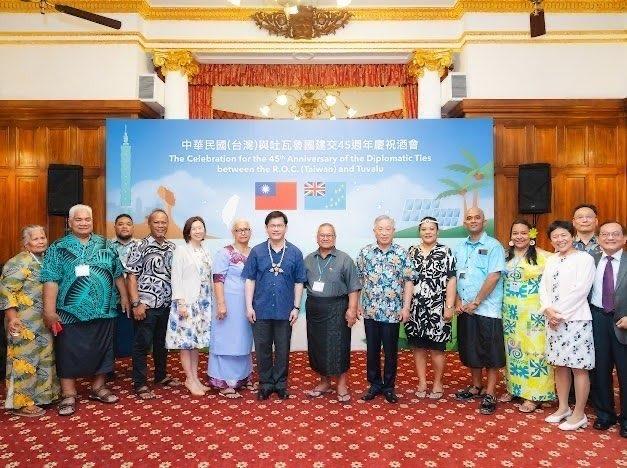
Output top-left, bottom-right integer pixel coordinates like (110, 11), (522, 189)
(453, 207), (506, 415)
(242, 211), (306, 401)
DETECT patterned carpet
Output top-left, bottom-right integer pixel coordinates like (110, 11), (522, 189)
(1, 351), (625, 467)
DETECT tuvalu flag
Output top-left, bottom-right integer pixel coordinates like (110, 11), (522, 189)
(304, 181), (346, 210)
(255, 182), (297, 210)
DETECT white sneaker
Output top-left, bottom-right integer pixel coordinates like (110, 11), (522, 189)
(558, 415), (588, 431)
(544, 408), (573, 423)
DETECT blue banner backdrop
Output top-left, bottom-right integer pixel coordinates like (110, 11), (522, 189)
(106, 118), (494, 350)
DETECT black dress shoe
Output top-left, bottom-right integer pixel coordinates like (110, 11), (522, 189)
(362, 389), (380, 401)
(257, 388), (272, 401)
(620, 425), (627, 438)
(276, 389), (289, 400)
(593, 419), (615, 431)
(383, 391), (399, 404)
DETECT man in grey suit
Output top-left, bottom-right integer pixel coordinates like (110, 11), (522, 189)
(589, 221), (627, 438)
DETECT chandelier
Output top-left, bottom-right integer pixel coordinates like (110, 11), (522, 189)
(259, 88), (357, 120)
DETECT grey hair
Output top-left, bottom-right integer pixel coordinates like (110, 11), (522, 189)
(317, 223), (336, 236)
(231, 218), (251, 231)
(373, 214), (395, 228)
(148, 208), (168, 222)
(21, 224), (46, 246)
(68, 204), (92, 220)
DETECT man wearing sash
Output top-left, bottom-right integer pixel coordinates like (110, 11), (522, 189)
(242, 211), (306, 401)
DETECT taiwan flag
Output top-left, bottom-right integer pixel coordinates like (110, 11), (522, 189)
(255, 182), (297, 210)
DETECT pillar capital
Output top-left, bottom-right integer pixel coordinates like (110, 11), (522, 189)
(153, 50), (199, 78)
(407, 49), (453, 79)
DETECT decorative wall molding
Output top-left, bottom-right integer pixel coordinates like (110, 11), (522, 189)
(1, 30), (624, 53)
(446, 98), (627, 119)
(2, 0), (625, 21)
(0, 100), (161, 120)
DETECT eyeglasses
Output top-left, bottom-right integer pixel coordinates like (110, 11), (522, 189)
(318, 234), (335, 239)
(574, 215), (596, 220)
(234, 228), (251, 233)
(267, 224), (286, 229)
(599, 231), (623, 238)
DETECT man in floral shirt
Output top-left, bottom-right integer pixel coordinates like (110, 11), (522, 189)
(357, 215), (413, 403)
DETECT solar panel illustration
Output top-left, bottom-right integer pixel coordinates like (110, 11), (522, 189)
(402, 199), (461, 227)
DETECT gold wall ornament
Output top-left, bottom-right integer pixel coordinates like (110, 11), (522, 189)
(152, 50), (199, 78)
(251, 6), (352, 40)
(407, 49), (453, 79)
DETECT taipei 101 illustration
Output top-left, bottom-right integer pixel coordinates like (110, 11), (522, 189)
(120, 125), (132, 207)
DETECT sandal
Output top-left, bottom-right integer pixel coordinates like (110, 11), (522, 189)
(11, 405), (45, 418)
(455, 385), (485, 401)
(156, 376), (181, 388)
(519, 400), (541, 413)
(427, 390), (444, 400)
(89, 386), (119, 404)
(305, 387), (332, 398)
(219, 388), (242, 399)
(414, 389), (427, 398)
(245, 381), (259, 392)
(135, 386), (156, 400)
(58, 395), (77, 416)
(498, 393), (514, 403)
(337, 393), (351, 403)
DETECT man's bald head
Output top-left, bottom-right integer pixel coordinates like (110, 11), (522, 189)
(465, 207), (485, 220)
(463, 206), (486, 236)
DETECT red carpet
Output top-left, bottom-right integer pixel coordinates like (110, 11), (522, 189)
(2, 351), (625, 467)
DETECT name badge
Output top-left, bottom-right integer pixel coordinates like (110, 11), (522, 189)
(312, 281), (325, 292)
(75, 264), (90, 277)
(478, 249), (488, 255)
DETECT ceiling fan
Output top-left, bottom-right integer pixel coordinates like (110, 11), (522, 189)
(21, 0), (122, 30)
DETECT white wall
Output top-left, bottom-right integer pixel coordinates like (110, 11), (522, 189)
(459, 42), (627, 99)
(0, 44), (152, 100)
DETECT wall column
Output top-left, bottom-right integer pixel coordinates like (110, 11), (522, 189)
(408, 49), (453, 119)
(153, 50), (199, 119)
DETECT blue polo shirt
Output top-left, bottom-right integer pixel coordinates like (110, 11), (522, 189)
(453, 232), (505, 319)
(241, 240), (307, 320)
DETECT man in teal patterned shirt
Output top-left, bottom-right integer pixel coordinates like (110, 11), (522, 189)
(357, 215), (413, 404)
(41, 204), (129, 416)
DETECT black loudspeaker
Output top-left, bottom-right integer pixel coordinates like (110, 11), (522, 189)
(518, 163), (551, 214)
(47, 164), (83, 215)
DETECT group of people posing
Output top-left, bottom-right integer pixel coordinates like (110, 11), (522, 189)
(1, 203), (625, 439)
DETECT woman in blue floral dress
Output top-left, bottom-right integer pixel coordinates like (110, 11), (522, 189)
(166, 217), (212, 396)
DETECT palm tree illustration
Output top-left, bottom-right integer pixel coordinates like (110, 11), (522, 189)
(441, 150), (493, 208)
(435, 178), (478, 214)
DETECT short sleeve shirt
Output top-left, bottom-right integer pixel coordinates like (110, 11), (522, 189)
(126, 235), (175, 309)
(356, 243), (413, 323)
(241, 240), (307, 320)
(573, 235), (602, 256)
(453, 232), (505, 319)
(304, 248), (361, 298)
(40, 234), (123, 324)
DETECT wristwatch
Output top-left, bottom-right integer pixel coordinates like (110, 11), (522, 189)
(293, 306), (301, 310)
(131, 300), (141, 308)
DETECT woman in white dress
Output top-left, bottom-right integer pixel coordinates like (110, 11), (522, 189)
(539, 220), (595, 431)
(166, 216), (212, 396)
